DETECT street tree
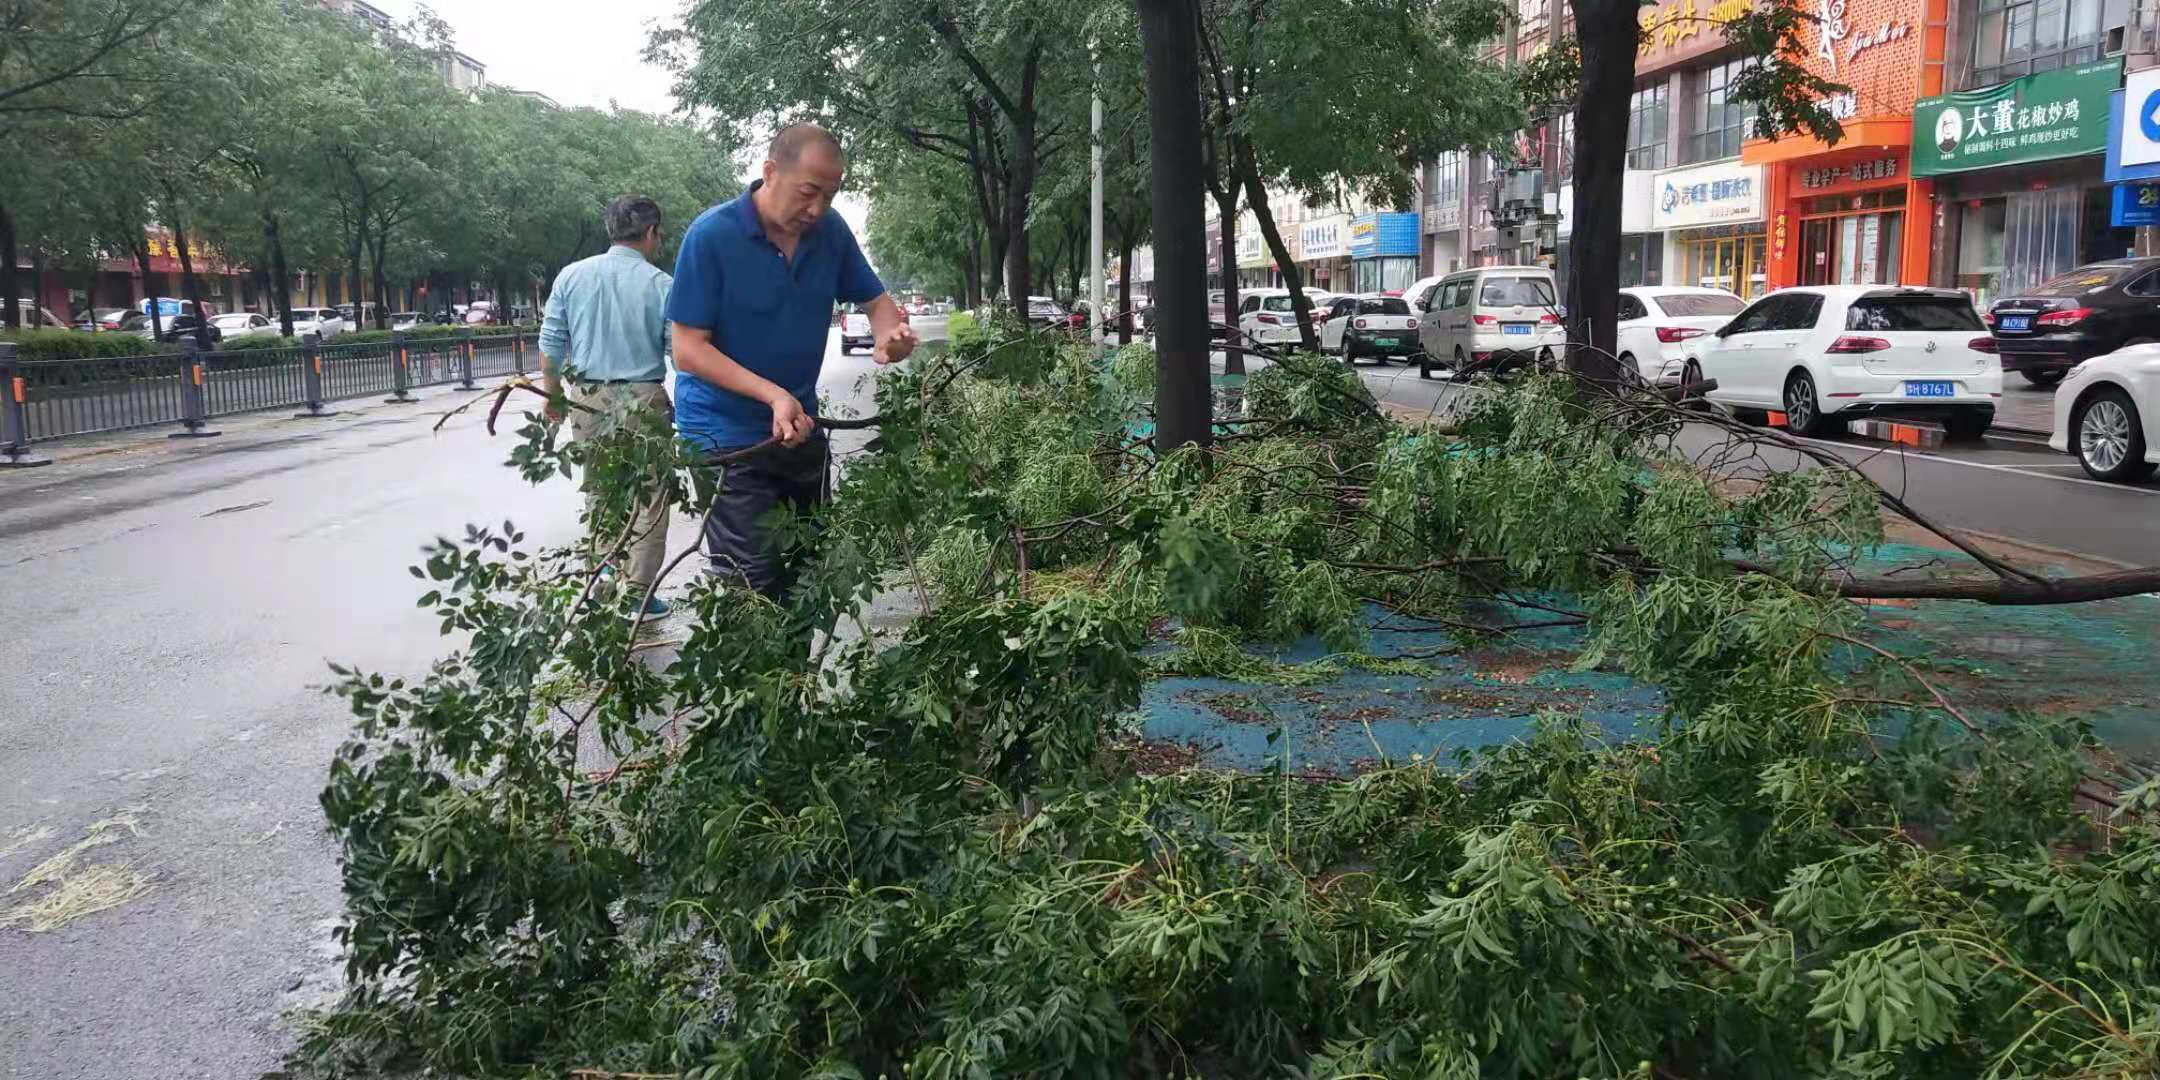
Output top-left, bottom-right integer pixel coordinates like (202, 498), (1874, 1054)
(188, 0), (348, 336)
(1198, 0), (1524, 354)
(655, 0), (1103, 320)
(867, 159), (987, 306)
(0, 0), (198, 326)
(1138, 0), (1212, 452)
(1556, 0), (1843, 383)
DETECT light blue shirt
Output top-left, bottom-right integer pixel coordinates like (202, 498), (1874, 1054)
(539, 244), (672, 382)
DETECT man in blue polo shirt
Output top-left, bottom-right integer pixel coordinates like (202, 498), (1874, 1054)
(668, 123), (916, 600)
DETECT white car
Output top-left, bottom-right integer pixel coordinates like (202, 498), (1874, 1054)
(1615, 286), (1744, 385)
(210, 312), (274, 338)
(840, 308), (873, 353)
(1413, 266), (1567, 378)
(1688, 285), (2000, 440)
(288, 307), (343, 340)
(2051, 343), (2160, 482)
(1234, 288), (1333, 347)
(390, 311), (427, 330)
(1318, 293), (1419, 365)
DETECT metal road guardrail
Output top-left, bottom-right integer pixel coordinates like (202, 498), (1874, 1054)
(0, 328), (536, 467)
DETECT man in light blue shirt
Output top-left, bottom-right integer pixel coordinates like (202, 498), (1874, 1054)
(539, 195), (676, 615)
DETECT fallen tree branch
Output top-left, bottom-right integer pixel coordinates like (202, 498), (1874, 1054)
(1732, 558), (2160, 606)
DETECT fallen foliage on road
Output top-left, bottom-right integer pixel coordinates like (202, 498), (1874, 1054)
(292, 317), (2160, 1079)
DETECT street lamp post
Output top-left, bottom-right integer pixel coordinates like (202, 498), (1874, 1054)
(1090, 54), (1106, 351)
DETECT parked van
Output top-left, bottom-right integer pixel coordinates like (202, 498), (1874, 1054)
(1413, 265), (1567, 379)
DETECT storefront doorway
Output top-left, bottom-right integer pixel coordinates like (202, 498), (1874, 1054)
(1675, 230), (1767, 299)
(1798, 190), (1907, 286)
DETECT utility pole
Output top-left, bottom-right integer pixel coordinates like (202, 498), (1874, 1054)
(1090, 54), (1106, 350)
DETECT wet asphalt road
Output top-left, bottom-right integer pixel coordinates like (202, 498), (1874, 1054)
(0, 326), (906, 1079)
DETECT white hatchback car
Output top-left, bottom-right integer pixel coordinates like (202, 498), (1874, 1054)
(2050, 343), (2160, 482)
(1616, 286), (1744, 385)
(1687, 285), (2001, 440)
(1235, 288), (1332, 348)
(1317, 293), (1420, 364)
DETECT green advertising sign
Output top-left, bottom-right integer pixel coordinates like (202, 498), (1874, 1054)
(1911, 60), (2121, 177)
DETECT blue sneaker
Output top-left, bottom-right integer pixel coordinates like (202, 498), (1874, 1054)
(627, 594), (671, 618)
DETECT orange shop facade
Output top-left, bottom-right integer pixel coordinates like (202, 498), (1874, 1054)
(1742, 0), (1949, 290)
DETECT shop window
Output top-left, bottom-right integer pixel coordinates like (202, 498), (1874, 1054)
(1429, 152), (1463, 209)
(1686, 58), (1751, 164)
(1628, 84), (1670, 170)
(1968, 0), (2122, 86)
(1956, 198), (2010, 308)
(1677, 231), (1767, 299)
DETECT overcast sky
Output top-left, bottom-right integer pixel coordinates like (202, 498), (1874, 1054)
(373, 0), (872, 231)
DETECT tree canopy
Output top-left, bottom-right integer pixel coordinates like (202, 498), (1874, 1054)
(0, 0), (735, 331)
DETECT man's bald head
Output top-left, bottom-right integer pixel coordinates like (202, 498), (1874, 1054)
(757, 122), (847, 241)
(769, 123), (844, 169)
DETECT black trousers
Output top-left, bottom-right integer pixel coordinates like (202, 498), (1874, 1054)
(700, 433), (831, 601)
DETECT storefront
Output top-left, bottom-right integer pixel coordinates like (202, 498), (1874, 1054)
(1648, 159), (1769, 299)
(1348, 211), (1420, 292)
(1786, 149), (1912, 287)
(1298, 215), (1351, 293)
(1744, 0), (1941, 289)
(1554, 174), (1664, 289)
(1914, 59), (2126, 307)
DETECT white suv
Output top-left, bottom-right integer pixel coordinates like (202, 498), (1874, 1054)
(1688, 286), (2000, 440)
(1413, 266), (1566, 379)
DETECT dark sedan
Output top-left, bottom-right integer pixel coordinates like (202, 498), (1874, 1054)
(133, 313), (224, 344)
(1987, 258), (2160, 387)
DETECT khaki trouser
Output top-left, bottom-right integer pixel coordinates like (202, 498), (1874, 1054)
(568, 380), (673, 589)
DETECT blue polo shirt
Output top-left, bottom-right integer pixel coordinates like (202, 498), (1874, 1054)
(667, 182), (886, 450)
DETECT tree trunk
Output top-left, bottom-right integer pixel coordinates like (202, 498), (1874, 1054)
(346, 207), (366, 334)
(0, 202), (19, 330)
(133, 241), (161, 340)
(1117, 229), (1135, 345)
(1237, 140), (1319, 352)
(1137, 0), (1210, 454)
(368, 222), (390, 330)
(1211, 186), (1241, 375)
(172, 218), (213, 350)
(29, 247), (49, 326)
(265, 211), (295, 338)
(1002, 48), (1041, 322)
(1564, 0), (1636, 387)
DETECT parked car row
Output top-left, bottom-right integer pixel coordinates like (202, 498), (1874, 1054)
(49, 301), (503, 338)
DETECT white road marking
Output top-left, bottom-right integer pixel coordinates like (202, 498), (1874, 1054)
(1784, 432), (2160, 496)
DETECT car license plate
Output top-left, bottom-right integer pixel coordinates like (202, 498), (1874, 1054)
(1905, 380), (1955, 397)
(1997, 315), (2031, 331)
(1502, 323), (1533, 336)
(1372, 337), (1399, 347)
